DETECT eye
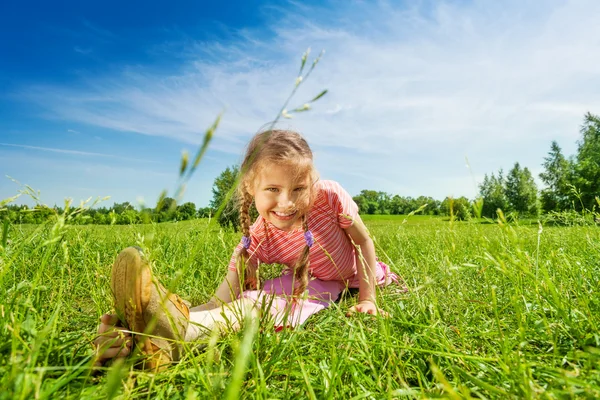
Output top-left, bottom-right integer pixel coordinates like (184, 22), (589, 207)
(266, 188), (279, 192)
(294, 187), (306, 192)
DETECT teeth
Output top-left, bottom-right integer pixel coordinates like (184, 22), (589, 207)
(274, 211), (295, 217)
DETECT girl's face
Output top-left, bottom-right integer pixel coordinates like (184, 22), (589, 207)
(250, 163), (312, 232)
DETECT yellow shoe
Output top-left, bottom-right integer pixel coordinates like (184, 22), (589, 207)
(111, 247), (189, 371)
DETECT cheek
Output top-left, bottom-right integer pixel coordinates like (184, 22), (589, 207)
(254, 194), (273, 211)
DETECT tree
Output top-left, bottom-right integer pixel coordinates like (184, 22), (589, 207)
(210, 165), (249, 230)
(377, 192), (391, 214)
(389, 195), (407, 215)
(119, 209), (140, 225)
(428, 198), (442, 215)
(93, 213), (108, 225)
(352, 195), (367, 213)
(156, 197), (176, 213)
(539, 141), (572, 212)
(352, 190), (380, 214)
(112, 202), (133, 214)
(197, 207), (213, 218)
(415, 196), (437, 215)
(210, 166), (238, 208)
(440, 197), (471, 221)
(505, 163), (539, 216)
(139, 208), (153, 224)
(176, 202), (196, 221)
(156, 197), (176, 222)
(479, 171), (509, 218)
(572, 112), (600, 210)
(352, 195), (377, 214)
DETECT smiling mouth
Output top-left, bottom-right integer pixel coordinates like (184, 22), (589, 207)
(272, 210), (297, 220)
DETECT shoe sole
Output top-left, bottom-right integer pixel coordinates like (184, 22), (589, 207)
(111, 247), (147, 331)
(111, 247), (167, 369)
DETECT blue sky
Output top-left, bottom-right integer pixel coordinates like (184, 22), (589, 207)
(1, 0), (599, 209)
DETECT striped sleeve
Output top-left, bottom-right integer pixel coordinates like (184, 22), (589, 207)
(321, 180), (359, 229)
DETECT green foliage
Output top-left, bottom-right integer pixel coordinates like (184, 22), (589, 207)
(505, 162), (539, 217)
(210, 165), (242, 231)
(539, 141), (572, 212)
(572, 112), (600, 211)
(541, 209), (599, 226)
(353, 192), (440, 216)
(440, 196), (471, 220)
(110, 202), (133, 214)
(538, 113), (600, 214)
(119, 209), (140, 225)
(0, 198), (207, 226)
(197, 207), (213, 218)
(207, 165), (259, 231)
(479, 170), (509, 218)
(352, 190), (380, 214)
(176, 202), (196, 221)
(156, 196), (176, 214)
(476, 112), (600, 221)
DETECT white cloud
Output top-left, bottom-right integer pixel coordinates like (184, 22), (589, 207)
(0, 142), (156, 163)
(17, 0), (600, 199)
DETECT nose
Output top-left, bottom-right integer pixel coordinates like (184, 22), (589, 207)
(277, 191), (294, 208)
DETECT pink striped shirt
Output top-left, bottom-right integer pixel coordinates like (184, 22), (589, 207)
(228, 180), (361, 283)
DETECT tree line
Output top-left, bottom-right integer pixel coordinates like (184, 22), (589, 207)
(478, 112), (599, 219)
(2, 112), (598, 225)
(0, 198), (213, 225)
(354, 113), (599, 221)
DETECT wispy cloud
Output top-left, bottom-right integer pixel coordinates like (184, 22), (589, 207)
(0, 142), (156, 163)
(81, 18), (115, 39)
(73, 46), (92, 55)
(15, 0), (600, 198)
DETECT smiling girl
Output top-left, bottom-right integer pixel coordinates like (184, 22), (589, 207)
(95, 129), (399, 369)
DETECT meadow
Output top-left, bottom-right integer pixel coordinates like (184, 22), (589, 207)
(1, 214), (599, 399)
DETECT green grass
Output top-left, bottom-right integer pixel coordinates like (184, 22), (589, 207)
(1, 216), (599, 399)
(362, 214), (445, 225)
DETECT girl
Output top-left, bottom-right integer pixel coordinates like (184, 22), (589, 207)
(94, 129), (399, 369)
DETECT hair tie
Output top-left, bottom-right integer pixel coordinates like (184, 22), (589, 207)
(242, 236), (251, 249)
(303, 230), (314, 247)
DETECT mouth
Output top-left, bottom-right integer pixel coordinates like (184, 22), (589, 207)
(271, 210), (297, 221)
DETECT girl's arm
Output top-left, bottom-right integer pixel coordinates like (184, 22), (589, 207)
(189, 269), (241, 311)
(344, 216), (387, 316)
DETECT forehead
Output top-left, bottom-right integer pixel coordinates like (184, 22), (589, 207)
(255, 162), (311, 185)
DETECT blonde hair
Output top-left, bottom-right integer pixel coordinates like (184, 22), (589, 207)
(236, 129), (318, 297)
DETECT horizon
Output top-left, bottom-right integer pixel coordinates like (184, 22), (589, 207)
(1, 0), (599, 209)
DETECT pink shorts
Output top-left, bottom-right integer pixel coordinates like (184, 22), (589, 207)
(241, 261), (400, 329)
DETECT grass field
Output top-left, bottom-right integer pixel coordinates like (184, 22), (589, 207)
(1, 214), (599, 399)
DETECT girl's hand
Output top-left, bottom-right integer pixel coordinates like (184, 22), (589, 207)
(346, 300), (389, 317)
(93, 314), (132, 368)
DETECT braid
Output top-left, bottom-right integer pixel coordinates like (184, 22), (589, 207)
(236, 190), (258, 290)
(293, 215), (311, 297)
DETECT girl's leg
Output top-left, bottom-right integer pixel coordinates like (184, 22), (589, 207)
(243, 274), (345, 329)
(184, 274), (346, 341)
(185, 297), (258, 341)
